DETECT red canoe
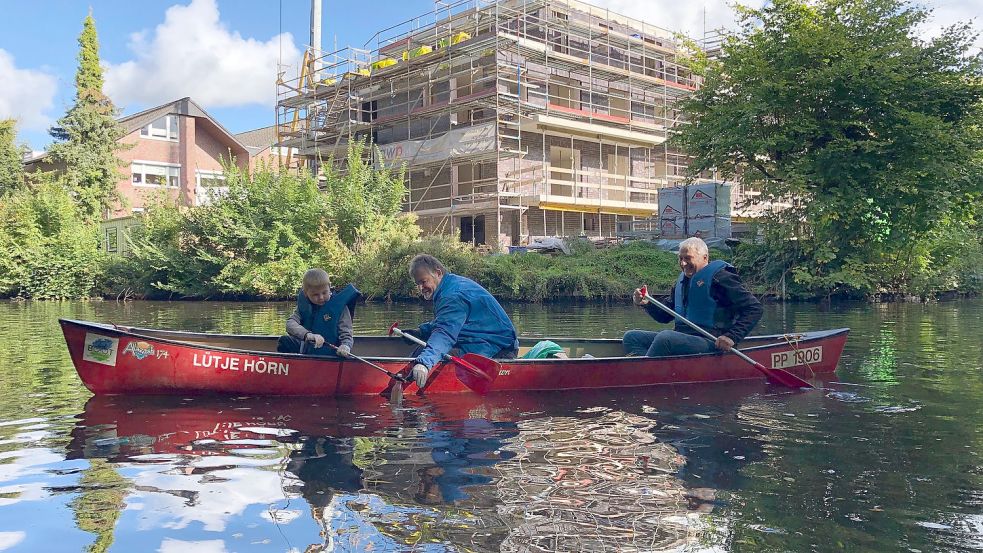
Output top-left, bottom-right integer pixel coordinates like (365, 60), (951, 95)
(60, 318), (848, 396)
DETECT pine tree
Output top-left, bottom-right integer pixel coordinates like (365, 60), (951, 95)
(0, 119), (25, 196)
(47, 12), (126, 220)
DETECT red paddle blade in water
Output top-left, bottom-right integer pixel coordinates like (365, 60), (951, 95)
(451, 353), (500, 395)
(753, 361), (815, 388)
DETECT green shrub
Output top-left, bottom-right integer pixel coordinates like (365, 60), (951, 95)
(0, 180), (105, 299)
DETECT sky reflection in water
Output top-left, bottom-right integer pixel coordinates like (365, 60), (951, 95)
(0, 299), (979, 551)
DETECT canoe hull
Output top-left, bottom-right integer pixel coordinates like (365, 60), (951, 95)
(61, 319), (848, 396)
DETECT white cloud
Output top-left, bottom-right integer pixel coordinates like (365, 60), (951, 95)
(0, 50), (57, 132)
(591, 0), (982, 49)
(0, 532), (26, 551)
(158, 538), (228, 553)
(105, 0), (300, 110)
(586, 0), (767, 40)
(921, 1), (983, 50)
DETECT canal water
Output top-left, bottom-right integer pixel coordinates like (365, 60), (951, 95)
(0, 299), (980, 552)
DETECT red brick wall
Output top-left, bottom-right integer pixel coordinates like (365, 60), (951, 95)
(112, 115), (249, 217)
(115, 126), (182, 217)
(248, 147), (281, 171)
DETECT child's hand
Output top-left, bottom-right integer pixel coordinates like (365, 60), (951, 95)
(306, 333), (326, 348)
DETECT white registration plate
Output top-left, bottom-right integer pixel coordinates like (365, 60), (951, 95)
(771, 346), (822, 370)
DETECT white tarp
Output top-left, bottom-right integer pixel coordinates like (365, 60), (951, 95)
(377, 122), (496, 166)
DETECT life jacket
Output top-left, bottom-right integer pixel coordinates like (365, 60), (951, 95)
(673, 260), (732, 333)
(296, 284), (361, 357)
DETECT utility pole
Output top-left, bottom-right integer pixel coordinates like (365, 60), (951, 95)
(310, 0), (322, 79)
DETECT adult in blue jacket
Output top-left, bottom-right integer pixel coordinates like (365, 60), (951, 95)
(623, 237), (762, 358)
(407, 254), (518, 388)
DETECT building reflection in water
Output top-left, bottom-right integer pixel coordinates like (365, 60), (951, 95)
(68, 392), (722, 551)
(493, 410), (717, 552)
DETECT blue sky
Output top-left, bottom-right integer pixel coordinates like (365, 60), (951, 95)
(1, 0), (979, 151)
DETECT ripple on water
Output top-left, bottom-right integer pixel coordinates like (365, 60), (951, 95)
(826, 391), (871, 403)
(873, 404), (922, 414)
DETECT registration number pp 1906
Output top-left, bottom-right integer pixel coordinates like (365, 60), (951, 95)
(771, 346), (822, 370)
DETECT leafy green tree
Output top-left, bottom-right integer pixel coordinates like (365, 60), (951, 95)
(0, 119), (26, 196)
(676, 0), (983, 297)
(109, 143), (415, 299)
(0, 175), (105, 299)
(47, 12), (126, 220)
(323, 140), (408, 246)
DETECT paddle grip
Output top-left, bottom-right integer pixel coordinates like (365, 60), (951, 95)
(389, 325), (427, 348)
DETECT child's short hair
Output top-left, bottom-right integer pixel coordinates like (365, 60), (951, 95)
(302, 268), (331, 290)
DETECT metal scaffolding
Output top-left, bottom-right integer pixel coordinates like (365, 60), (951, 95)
(276, 0), (704, 247)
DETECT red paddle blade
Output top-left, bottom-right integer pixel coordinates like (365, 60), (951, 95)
(451, 353), (500, 395)
(755, 361), (815, 388)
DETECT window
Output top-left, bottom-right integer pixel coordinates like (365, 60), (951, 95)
(105, 228), (118, 253)
(131, 162), (180, 187)
(195, 170), (227, 206)
(631, 101), (656, 121)
(580, 90), (607, 112)
(140, 115), (179, 141)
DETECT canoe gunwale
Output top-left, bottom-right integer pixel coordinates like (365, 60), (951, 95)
(59, 318), (849, 364)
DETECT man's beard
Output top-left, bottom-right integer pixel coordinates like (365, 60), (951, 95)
(421, 290), (433, 300)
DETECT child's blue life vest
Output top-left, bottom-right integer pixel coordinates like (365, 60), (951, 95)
(296, 284), (361, 357)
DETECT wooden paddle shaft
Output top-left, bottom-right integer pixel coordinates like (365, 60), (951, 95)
(641, 290), (762, 367)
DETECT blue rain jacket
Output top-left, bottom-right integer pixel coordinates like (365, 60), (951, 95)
(415, 273), (518, 369)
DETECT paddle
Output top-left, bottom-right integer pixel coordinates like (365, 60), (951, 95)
(638, 285), (815, 389)
(388, 323), (500, 395)
(306, 338), (408, 403)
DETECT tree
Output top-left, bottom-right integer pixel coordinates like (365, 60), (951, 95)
(322, 140), (408, 246)
(47, 12), (126, 220)
(0, 119), (25, 196)
(0, 175), (104, 299)
(675, 0), (983, 296)
(111, 142), (414, 299)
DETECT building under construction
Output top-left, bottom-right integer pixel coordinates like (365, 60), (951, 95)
(277, 0), (706, 248)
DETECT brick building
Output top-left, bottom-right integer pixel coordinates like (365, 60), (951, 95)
(277, 0), (721, 248)
(26, 97), (252, 217)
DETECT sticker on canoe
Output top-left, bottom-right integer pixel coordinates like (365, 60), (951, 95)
(123, 341), (155, 360)
(771, 346), (822, 370)
(83, 333), (119, 366)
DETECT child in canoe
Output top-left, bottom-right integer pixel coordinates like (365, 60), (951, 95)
(276, 268), (361, 357)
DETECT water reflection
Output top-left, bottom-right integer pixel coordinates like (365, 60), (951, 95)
(494, 410), (714, 552)
(67, 390), (728, 551)
(0, 299), (981, 551)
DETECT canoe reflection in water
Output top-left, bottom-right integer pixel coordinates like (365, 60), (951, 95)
(68, 390), (722, 551)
